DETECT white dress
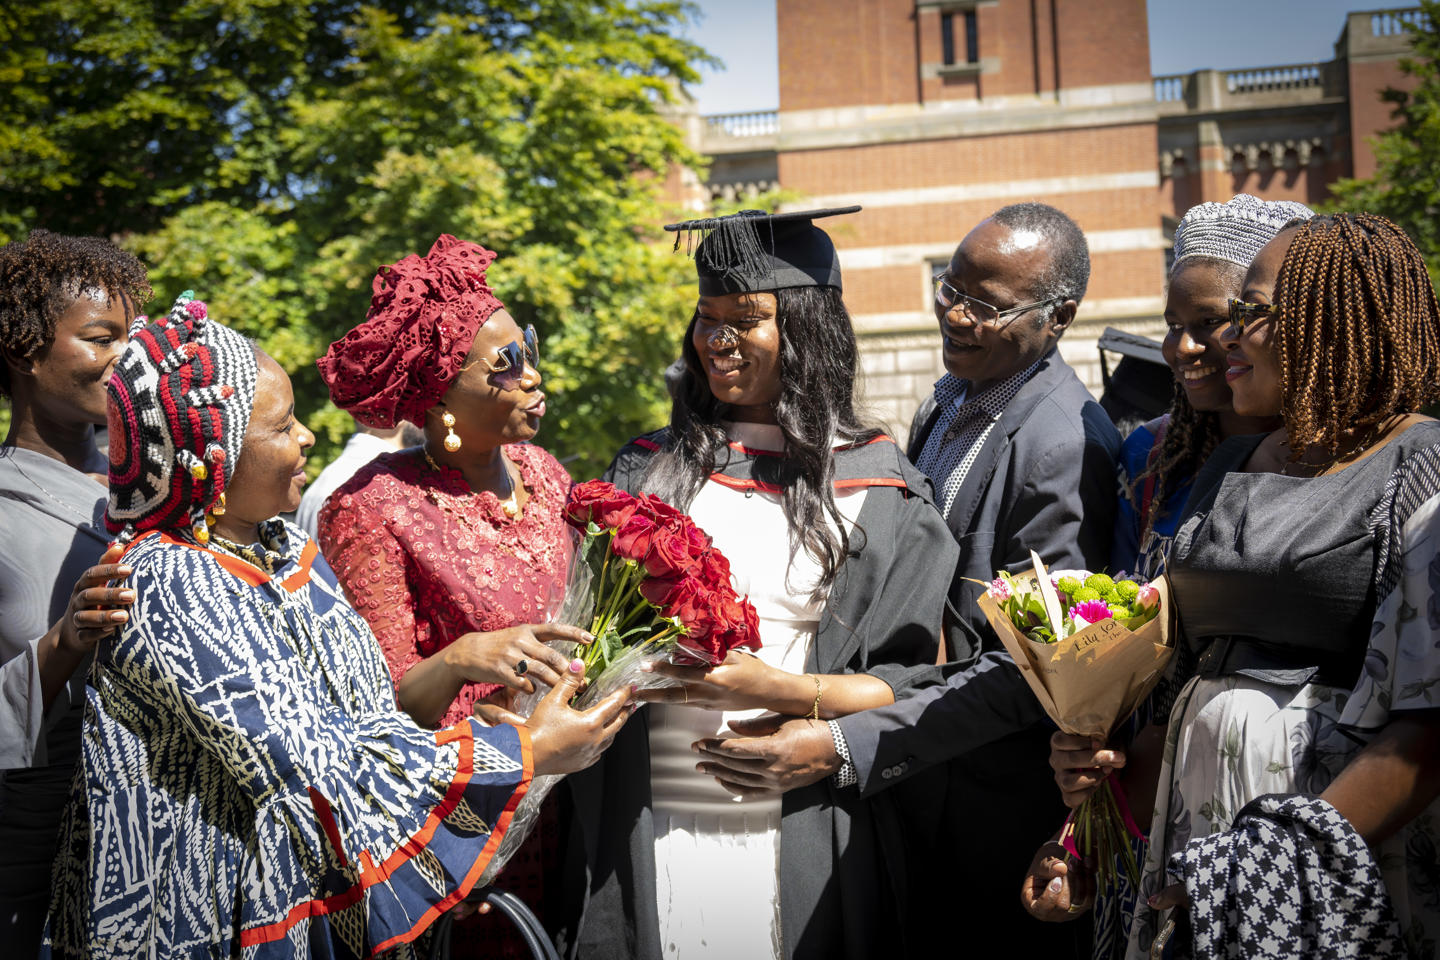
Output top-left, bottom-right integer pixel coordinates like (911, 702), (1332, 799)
(647, 421), (867, 959)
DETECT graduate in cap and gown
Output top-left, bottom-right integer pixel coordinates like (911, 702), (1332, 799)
(546, 208), (958, 959)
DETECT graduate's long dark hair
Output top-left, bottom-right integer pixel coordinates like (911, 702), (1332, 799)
(645, 284), (881, 602)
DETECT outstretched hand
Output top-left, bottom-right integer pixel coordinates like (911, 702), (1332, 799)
(690, 714), (840, 799)
(636, 650), (787, 712)
(447, 623), (593, 694)
(520, 659), (635, 776)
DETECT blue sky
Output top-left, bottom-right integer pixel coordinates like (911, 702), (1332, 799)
(686, 0), (1379, 114)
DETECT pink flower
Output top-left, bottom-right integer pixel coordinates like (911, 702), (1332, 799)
(986, 577), (1012, 602)
(184, 300), (207, 320)
(1135, 584), (1160, 609)
(1070, 600), (1113, 628)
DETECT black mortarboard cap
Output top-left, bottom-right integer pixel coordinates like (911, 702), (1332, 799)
(664, 206), (861, 296)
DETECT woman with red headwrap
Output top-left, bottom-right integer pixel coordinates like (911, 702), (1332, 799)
(316, 235), (583, 957)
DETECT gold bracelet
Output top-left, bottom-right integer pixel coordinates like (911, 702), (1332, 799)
(809, 674), (823, 720)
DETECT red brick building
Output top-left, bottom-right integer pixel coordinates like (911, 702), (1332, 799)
(692, 3), (1424, 433)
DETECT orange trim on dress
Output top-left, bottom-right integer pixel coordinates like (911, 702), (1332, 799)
(118, 529), (319, 592)
(371, 724), (536, 956)
(238, 722), (535, 954)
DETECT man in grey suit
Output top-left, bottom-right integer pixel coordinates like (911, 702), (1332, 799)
(697, 203), (1120, 949)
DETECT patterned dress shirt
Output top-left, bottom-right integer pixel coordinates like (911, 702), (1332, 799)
(914, 361), (1044, 519)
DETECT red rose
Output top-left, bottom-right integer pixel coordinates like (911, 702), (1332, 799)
(636, 492), (684, 524)
(564, 480), (638, 530)
(643, 525), (699, 578)
(711, 592), (744, 632)
(638, 573), (686, 608)
(713, 597), (762, 654)
(695, 548), (732, 590)
(656, 577), (715, 640)
(612, 513), (658, 561)
(675, 519), (710, 570)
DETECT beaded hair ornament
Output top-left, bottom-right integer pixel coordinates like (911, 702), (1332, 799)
(105, 291), (258, 546)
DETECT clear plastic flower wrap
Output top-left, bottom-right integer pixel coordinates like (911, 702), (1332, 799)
(475, 480), (760, 887)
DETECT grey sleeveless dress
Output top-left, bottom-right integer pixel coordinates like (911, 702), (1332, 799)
(1125, 422), (1440, 959)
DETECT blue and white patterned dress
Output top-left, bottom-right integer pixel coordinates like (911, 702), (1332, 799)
(43, 521), (533, 959)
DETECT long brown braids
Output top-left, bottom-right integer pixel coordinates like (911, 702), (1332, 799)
(1129, 386), (1223, 547)
(1271, 213), (1440, 461)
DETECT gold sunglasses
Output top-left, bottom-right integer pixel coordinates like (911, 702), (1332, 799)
(1227, 298), (1277, 334)
(473, 324), (539, 388)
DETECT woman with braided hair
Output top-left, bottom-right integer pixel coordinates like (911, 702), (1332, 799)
(1112, 196), (1307, 580)
(1041, 213), (1440, 960)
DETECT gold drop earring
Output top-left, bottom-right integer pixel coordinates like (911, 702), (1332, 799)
(442, 411), (461, 453)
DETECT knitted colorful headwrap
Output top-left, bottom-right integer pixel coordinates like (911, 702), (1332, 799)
(105, 291), (259, 544)
(1171, 194), (1314, 273)
(317, 234), (504, 429)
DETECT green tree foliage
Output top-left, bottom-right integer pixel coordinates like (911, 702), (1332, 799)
(1328, 1), (1440, 276)
(1, 1), (714, 477)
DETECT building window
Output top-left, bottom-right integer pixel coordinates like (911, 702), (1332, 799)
(941, 9), (978, 66)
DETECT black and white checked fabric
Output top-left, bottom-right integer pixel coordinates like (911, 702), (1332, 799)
(827, 719), (857, 788)
(1171, 794), (1405, 960)
(914, 362), (1041, 519)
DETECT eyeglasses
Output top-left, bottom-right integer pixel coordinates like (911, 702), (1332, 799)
(474, 324), (539, 388)
(933, 274), (1059, 328)
(1226, 299), (1277, 334)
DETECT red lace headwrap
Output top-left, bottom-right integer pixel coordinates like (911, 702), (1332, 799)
(318, 235), (504, 428)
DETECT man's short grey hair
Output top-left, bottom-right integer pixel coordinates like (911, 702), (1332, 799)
(990, 202), (1091, 309)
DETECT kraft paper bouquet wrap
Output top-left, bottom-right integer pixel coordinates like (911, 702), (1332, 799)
(976, 551), (1174, 892)
(476, 480), (760, 886)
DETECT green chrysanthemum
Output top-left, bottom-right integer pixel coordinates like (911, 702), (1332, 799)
(1057, 576), (1084, 597)
(1072, 586), (1102, 603)
(1114, 580), (1140, 602)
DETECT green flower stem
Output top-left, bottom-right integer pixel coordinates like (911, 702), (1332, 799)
(591, 559), (639, 637)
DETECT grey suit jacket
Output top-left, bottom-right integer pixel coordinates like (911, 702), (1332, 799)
(835, 348), (1121, 793)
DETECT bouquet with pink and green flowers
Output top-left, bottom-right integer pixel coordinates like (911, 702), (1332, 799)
(976, 553), (1172, 894)
(985, 568), (1162, 642)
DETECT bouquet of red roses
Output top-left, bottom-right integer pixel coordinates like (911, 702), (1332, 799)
(477, 480), (759, 885)
(558, 479), (761, 682)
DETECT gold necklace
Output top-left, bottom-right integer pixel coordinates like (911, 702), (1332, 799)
(422, 447), (521, 519)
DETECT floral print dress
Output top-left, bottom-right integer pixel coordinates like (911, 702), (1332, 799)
(1126, 427), (1440, 959)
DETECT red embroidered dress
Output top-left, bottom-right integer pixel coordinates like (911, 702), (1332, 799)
(318, 443), (573, 725)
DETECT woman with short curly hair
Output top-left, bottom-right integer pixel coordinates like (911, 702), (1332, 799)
(0, 229), (150, 956)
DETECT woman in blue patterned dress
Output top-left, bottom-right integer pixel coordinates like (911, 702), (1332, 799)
(42, 293), (633, 959)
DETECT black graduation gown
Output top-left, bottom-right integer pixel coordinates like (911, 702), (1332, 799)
(553, 429), (958, 960)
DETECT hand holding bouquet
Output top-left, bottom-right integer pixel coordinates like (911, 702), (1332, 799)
(977, 552), (1172, 893)
(476, 480), (759, 885)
